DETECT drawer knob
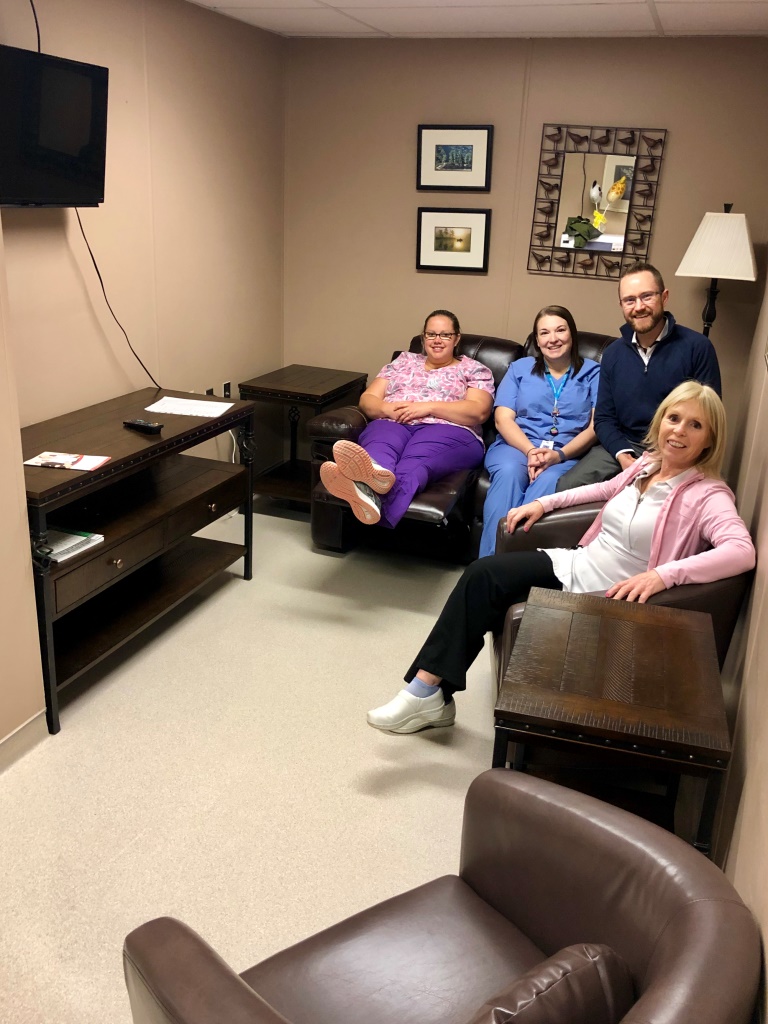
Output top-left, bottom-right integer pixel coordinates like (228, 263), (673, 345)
(208, 502), (218, 514)
(110, 558), (124, 570)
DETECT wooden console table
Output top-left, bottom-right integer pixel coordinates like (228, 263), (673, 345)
(239, 364), (367, 503)
(22, 389), (256, 734)
(493, 588), (730, 856)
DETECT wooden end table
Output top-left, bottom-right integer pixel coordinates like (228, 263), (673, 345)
(493, 588), (730, 857)
(239, 364), (367, 503)
(22, 389), (256, 733)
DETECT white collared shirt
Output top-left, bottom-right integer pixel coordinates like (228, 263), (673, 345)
(545, 465), (696, 594)
(631, 315), (670, 365)
(615, 316), (671, 456)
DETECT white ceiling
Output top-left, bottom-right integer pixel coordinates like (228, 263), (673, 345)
(186, 0), (768, 39)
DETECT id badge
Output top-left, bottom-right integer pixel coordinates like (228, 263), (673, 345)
(540, 439), (555, 450)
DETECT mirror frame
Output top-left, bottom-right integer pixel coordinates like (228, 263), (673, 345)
(528, 123), (667, 280)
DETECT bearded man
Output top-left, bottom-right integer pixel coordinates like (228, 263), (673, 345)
(556, 261), (721, 488)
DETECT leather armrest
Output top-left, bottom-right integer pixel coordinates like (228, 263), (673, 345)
(124, 918), (291, 1024)
(472, 470), (491, 521)
(495, 503), (603, 554)
(461, 771), (761, 1024)
(646, 571), (753, 669)
(306, 406), (368, 443)
(645, 573), (752, 614)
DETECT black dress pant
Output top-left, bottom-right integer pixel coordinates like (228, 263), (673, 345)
(555, 442), (645, 490)
(404, 551), (563, 698)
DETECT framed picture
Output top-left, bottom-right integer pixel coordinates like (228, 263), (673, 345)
(417, 207), (491, 273)
(601, 154), (635, 215)
(417, 125), (494, 192)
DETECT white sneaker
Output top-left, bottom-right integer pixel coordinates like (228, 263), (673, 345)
(320, 461), (381, 524)
(333, 440), (396, 495)
(367, 689), (456, 733)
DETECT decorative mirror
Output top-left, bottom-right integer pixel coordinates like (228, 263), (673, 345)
(528, 124), (667, 279)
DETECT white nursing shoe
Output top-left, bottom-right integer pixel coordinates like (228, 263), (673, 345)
(367, 689), (455, 734)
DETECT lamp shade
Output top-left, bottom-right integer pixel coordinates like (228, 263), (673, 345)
(675, 212), (756, 281)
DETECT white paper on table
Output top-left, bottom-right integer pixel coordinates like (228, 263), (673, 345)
(24, 451), (111, 471)
(144, 397), (234, 418)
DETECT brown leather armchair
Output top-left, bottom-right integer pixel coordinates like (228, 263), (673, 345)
(307, 331), (615, 561)
(491, 504), (754, 690)
(123, 770), (760, 1024)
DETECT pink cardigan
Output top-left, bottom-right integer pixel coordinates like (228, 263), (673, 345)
(537, 455), (755, 589)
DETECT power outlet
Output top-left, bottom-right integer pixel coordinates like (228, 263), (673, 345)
(223, 381), (231, 399)
(205, 387), (214, 396)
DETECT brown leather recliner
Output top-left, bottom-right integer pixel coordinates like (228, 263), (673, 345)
(307, 331), (615, 561)
(123, 770), (760, 1024)
(491, 504), (754, 689)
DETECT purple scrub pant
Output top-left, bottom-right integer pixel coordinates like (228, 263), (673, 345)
(358, 420), (484, 529)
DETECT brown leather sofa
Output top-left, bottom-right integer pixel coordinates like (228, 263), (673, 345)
(491, 504), (754, 689)
(307, 330), (615, 561)
(123, 770), (760, 1024)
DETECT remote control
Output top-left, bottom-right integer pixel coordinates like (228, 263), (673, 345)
(123, 419), (163, 434)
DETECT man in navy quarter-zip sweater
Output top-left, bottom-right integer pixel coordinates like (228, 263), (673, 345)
(556, 261), (721, 489)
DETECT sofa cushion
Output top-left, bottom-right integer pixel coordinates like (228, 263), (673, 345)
(408, 333), (526, 390)
(522, 331), (616, 365)
(242, 875), (546, 1024)
(465, 943), (633, 1024)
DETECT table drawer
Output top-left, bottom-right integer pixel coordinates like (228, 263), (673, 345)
(55, 524), (164, 614)
(164, 469), (246, 546)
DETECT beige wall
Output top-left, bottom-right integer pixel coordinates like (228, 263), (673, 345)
(283, 36), (768, 475)
(0, 221), (45, 745)
(1, 0), (285, 427)
(0, 0), (285, 745)
(718, 275), (768, 976)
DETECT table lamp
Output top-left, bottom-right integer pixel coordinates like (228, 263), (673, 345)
(675, 204), (756, 336)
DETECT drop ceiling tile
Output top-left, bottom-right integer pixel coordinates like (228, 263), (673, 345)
(185, 0), (768, 36)
(654, 0), (768, 4)
(214, 5), (385, 32)
(334, 0), (639, 7)
(338, 3), (657, 35)
(214, 0), (325, 8)
(657, 1), (768, 32)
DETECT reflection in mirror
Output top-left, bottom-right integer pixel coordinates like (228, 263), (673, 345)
(555, 154), (635, 252)
(529, 124), (666, 280)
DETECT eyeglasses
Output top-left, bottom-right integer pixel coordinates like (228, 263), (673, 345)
(423, 331), (456, 341)
(619, 290), (662, 309)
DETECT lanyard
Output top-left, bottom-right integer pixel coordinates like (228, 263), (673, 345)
(544, 368), (570, 436)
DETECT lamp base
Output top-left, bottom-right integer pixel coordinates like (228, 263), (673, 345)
(701, 278), (719, 338)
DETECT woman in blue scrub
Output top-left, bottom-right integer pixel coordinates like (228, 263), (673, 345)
(479, 306), (599, 558)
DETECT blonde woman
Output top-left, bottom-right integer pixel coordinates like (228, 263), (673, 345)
(368, 382), (755, 734)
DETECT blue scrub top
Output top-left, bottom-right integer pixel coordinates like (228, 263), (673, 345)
(494, 356), (600, 447)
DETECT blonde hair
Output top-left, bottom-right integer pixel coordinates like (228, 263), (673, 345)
(645, 381), (726, 478)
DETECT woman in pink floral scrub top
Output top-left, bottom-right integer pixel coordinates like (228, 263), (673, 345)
(320, 310), (495, 528)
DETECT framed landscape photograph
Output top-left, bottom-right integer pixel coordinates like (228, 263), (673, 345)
(417, 207), (491, 273)
(417, 125), (494, 192)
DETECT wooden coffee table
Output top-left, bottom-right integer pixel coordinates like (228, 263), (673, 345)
(493, 588), (730, 856)
(239, 364), (367, 503)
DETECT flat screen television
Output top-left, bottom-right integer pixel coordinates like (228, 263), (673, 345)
(0, 43), (108, 207)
